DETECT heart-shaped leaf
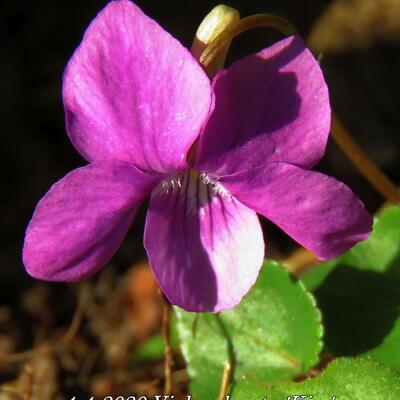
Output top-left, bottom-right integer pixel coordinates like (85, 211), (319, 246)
(236, 358), (400, 399)
(175, 260), (323, 399)
(301, 206), (400, 371)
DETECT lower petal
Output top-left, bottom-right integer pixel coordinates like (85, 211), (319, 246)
(23, 161), (159, 281)
(144, 174), (264, 312)
(221, 163), (373, 260)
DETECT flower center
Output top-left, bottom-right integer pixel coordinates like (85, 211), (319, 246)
(159, 170), (232, 212)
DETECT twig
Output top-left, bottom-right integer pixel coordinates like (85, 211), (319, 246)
(0, 386), (24, 400)
(0, 349), (37, 365)
(159, 289), (174, 395)
(218, 362), (232, 400)
(331, 114), (400, 204)
(0, 284), (87, 365)
(61, 284), (87, 345)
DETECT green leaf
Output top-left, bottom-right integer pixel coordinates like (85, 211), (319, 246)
(341, 206), (400, 276)
(175, 260), (323, 399)
(301, 206), (400, 371)
(301, 259), (338, 292)
(263, 358), (400, 400)
(363, 318), (400, 371)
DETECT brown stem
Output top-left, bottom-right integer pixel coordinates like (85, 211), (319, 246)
(61, 283), (87, 345)
(283, 248), (318, 276)
(0, 349), (37, 364)
(331, 114), (400, 204)
(218, 361), (232, 400)
(159, 289), (174, 395)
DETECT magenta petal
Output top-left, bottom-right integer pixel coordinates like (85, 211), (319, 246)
(221, 163), (373, 260)
(144, 175), (264, 312)
(195, 36), (330, 175)
(23, 161), (159, 281)
(63, 0), (211, 173)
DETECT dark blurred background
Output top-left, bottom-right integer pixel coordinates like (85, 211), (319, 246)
(1, 0), (400, 292)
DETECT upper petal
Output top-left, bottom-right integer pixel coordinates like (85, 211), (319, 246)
(195, 35), (330, 176)
(220, 163), (372, 260)
(144, 173), (264, 312)
(23, 161), (159, 281)
(63, 0), (212, 173)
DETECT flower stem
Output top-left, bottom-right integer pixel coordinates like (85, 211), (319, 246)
(283, 247), (318, 275)
(200, 14), (297, 69)
(218, 361), (232, 400)
(159, 289), (174, 395)
(331, 114), (400, 204)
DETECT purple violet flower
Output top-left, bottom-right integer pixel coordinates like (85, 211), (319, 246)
(23, 0), (372, 312)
